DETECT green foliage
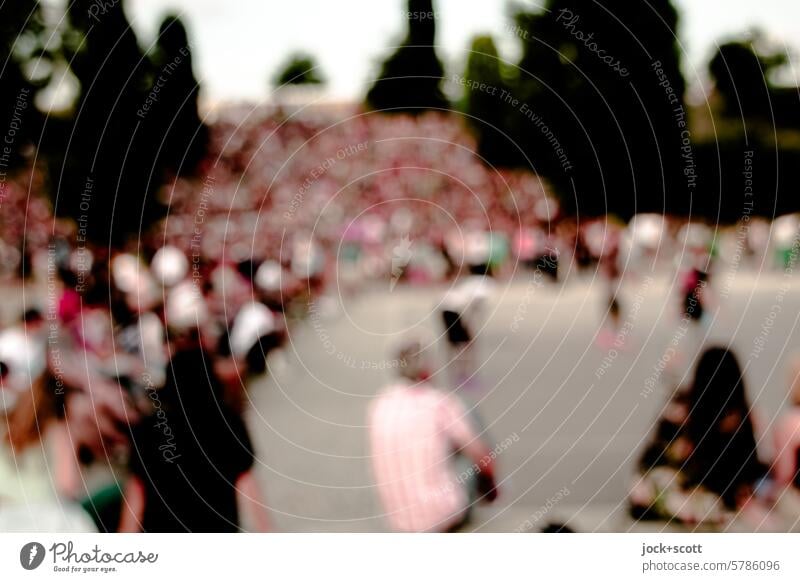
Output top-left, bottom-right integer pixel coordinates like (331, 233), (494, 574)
(148, 14), (209, 175)
(45, 3), (208, 245)
(461, 35), (516, 166)
(710, 35), (799, 127)
(366, 0), (449, 113)
(695, 34), (800, 221)
(462, 36), (503, 108)
(273, 52), (326, 87)
(51, 0), (153, 244)
(0, 1), (51, 168)
(475, 0), (687, 217)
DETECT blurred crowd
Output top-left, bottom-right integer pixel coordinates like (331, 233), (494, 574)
(0, 236), (280, 531)
(2, 111), (799, 295)
(2, 111), (800, 532)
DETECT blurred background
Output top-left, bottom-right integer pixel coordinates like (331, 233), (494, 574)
(2, 0), (800, 533)
(3, 0), (800, 238)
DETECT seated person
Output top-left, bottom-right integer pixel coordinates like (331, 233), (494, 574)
(368, 340), (497, 532)
(630, 347), (767, 526)
(0, 311), (96, 532)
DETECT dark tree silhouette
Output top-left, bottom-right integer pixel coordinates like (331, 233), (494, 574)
(695, 35), (800, 221)
(273, 52), (326, 87)
(710, 41), (773, 121)
(51, 0), (156, 246)
(50, 4), (209, 246)
(710, 37), (800, 127)
(509, 0), (687, 217)
(145, 14), (209, 175)
(366, 0), (449, 113)
(461, 35), (515, 166)
(0, 1), (50, 169)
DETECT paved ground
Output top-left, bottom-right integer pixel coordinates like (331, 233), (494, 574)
(245, 265), (800, 532)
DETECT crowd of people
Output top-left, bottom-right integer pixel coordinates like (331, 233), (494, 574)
(1, 110), (800, 532)
(0, 235), (283, 531)
(0, 110), (794, 298)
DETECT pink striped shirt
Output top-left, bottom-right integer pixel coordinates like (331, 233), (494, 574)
(368, 380), (477, 532)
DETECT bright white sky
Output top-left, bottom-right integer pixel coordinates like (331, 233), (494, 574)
(118, 0), (800, 106)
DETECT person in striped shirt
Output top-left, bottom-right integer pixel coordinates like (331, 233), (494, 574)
(368, 340), (497, 532)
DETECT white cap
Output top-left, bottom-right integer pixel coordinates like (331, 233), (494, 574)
(151, 246), (189, 287)
(111, 254), (142, 293)
(291, 238), (323, 279)
(0, 328), (46, 393)
(126, 270), (159, 313)
(534, 197), (559, 222)
(774, 214), (799, 247)
(165, 282), (208, 331)
(463, 230), (490, 266)
(678, 223), (711, 250)
(255, 260), (283, 292)
(230, 302), (276, 358)
(628, 214), (664, 250)
(442, 275), (494, 313)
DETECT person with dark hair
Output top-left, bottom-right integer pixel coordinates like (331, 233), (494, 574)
(229, 301), (283, 379)
(440, 274), (494, 390)
(21, 308), (44, 326)
(540, 522), (575, 533)
(680, 266), (708, 323)
(685, 348), (765, 503)
(677, 236), (716, 327)
(630, 347), (767, 525)
(212, 301), (285, 414)
(119, 332), (270, 532)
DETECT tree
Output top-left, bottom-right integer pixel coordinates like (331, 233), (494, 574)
(146, 14), (209, 175)
(366, 0), (449, 113)
(0, 1), (51, 169)
(51, 3), (208, 246)
(710, 35), (799, 127)
(694, 34), (800, 221)
(53, 0), (154, 245)
(273, 52), (326, 87)
(509, 0), (687, 217)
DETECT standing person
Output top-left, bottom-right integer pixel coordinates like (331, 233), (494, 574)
(215, 300), (284, 413)
(440, 274), (493, 389)
(119, 329), (270, 532)
(111, 277), (168, 404)
(680, 265), (708, 323)
(368, 340), (497, 532)
(596, 235), (623, 350)
(678, 236), (715, 327)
